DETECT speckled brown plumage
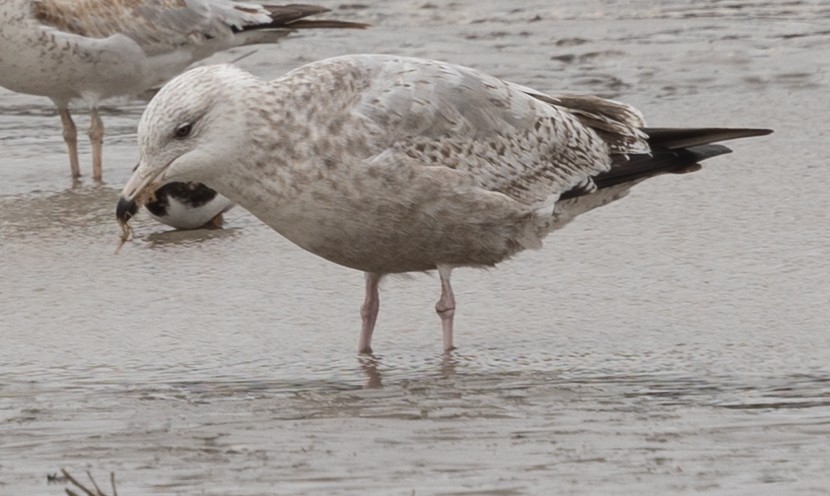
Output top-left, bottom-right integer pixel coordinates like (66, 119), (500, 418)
(118, 54), (771, 352)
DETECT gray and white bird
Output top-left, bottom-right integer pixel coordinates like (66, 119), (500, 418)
(116, 55), (771, 353)
(0, 0), (364, 182)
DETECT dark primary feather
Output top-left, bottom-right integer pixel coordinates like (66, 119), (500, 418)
(561, 127), (772, 200)
(641, 127), (773, 149)
(232, 4), (368, 32)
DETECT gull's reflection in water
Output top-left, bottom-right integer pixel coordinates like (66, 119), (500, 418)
(358, 351), (462, 389)
(440, 351), (460, 379)
(358, 354), (383, 389)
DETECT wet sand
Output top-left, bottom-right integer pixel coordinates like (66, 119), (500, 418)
(2, 1), (830, 494)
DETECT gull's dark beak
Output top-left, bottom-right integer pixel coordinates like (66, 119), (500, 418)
(117, 160), (171, 224)
(116, 196), (138, 224)
(116, 160), (169, 249)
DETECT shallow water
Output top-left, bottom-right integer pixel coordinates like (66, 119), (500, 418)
(2, 1), (830, 494)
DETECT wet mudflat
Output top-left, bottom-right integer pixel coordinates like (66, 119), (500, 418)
(2, 1), (830, 494)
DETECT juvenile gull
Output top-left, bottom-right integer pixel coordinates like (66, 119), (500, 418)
(0, 0), (365, 183)
(116, 55), (771, 353)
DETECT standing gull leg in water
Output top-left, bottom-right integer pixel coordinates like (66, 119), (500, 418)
(359, 267), (455, 353)
(89, 108), (105, 182)
(116, 55), (771, 353)
(358, 273), (382, 354)
(56, 105), (80, 179)
(436, 265), (457, 352)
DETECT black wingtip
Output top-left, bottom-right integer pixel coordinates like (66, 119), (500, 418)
(682, 143), (733, 162)
(642, 127), (773, 149)
(283, 19), (370, 30)
(561, 128), (769, 201)
(236, 4), (369, 32)
(572, 144), (735, 196)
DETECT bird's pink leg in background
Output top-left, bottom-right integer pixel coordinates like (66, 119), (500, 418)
(436, 265), (456, 352)
(358, 272), (382, 354)
(89, 108), (104, 181)
(57, 106), (80, 178)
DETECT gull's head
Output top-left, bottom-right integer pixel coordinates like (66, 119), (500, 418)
(117, 64), (257, 225)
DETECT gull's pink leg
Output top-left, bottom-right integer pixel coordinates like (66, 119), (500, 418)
(435, 265), (456, 352)
(88, 108), (104, 182)
(57, 107), (80, 178)
(358, 272), (382, 354)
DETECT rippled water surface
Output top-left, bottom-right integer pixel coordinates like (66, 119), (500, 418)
(2, 1), (830, 494)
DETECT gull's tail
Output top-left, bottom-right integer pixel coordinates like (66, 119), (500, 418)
(588, 127), (773, 192)
(545, 127), (772, 232)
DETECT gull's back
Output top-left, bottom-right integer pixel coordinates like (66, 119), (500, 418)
(172, 55), (650, 273)
(0, 0), (352, 102)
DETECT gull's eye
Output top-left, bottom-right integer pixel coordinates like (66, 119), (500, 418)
(174, 123), (192, 139)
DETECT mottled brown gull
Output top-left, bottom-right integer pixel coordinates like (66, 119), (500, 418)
(116, 54), (771, 353)
(0, 0), (365, 181)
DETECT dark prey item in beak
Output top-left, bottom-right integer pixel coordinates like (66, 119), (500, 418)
(116, 196), (138, 224)
(115, 196), (139, 252)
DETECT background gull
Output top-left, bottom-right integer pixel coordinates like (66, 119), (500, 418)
(117, 54), (771, 353)
(0, 0), (364, 185)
